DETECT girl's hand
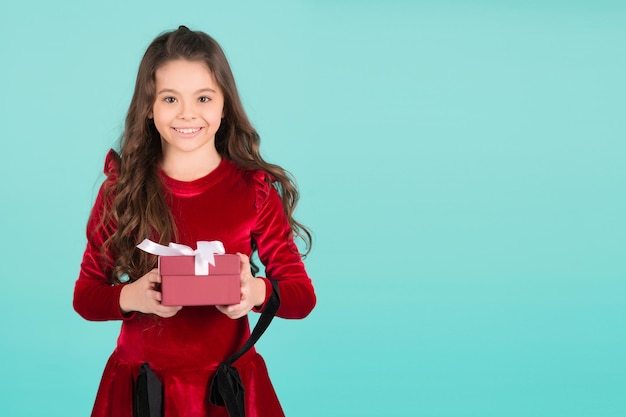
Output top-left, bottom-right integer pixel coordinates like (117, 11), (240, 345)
(216, 253), (266, 319)
(119, 268), (183, 318)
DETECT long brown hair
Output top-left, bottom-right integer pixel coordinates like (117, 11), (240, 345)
(101, 26), (311, 283)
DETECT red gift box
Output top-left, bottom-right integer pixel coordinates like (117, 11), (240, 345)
(158, 254), (240, 306)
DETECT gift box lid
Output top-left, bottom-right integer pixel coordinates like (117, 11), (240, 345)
(159, 254), (240, 276)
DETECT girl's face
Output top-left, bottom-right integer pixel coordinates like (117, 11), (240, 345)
(152, 59), (224, 160)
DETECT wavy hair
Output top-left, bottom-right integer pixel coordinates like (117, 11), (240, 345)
(101, 26), (311, 283)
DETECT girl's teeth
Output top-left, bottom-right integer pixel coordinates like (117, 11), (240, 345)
(176, 128), (199, 134)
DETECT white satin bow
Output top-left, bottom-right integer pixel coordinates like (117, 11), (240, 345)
(136, 239), (225, 275)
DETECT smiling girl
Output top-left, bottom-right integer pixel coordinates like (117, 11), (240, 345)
(73, 26), (316, 417)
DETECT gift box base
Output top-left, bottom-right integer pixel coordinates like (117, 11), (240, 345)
(161, 275), (240, 306)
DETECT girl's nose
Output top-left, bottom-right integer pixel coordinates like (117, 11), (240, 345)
(178, 111), (196, 120)
(178, 103), (196, 119)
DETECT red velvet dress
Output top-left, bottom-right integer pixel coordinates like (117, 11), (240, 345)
(73, 151), (316, 417)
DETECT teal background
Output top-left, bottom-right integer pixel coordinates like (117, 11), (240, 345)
(1, 1), (624, 416)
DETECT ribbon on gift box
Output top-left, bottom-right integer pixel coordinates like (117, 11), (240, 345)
(136, 239), (225, 276)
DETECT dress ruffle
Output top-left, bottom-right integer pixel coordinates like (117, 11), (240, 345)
(252, 170), (274, 212)
(91, 350), (283, 417)
(104, 149), (120, 177)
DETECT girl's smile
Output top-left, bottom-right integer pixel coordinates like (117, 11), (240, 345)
(172, 126), (204, 137)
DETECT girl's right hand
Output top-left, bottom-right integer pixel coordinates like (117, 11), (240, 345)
(119, 268), (182, 317)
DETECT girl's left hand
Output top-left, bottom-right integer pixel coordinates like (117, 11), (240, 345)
(216, 253), (266, 319)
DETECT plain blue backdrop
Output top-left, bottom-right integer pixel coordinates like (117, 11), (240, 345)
(1, 1), (624, 416)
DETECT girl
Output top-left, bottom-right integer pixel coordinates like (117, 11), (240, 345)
(73, 26), (316, 417)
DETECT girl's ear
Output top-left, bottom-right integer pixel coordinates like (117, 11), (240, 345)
(148, 111), (153, 119)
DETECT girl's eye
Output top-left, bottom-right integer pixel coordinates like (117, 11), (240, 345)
(164, 97), (176, 103)
(199, 96), (211, 103)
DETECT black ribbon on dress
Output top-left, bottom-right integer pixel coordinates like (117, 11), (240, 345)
(209, 280), (281, 417)
(209, 363), (245, 416)
(134, 362), (163, 417)
(134, 280), (280, 417)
